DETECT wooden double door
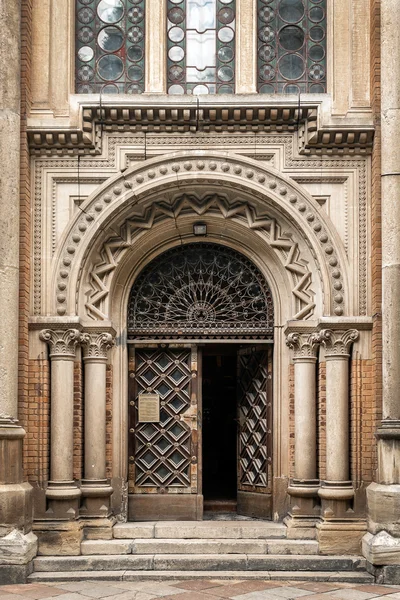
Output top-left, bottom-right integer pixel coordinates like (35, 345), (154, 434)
(128, 343), (273, 521)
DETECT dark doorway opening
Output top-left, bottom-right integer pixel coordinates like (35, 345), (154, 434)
(202, 345), (237, 511)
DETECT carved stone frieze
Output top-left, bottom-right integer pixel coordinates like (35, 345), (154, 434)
(50, 153), (347, 321)
(286, 332), (320, 360)
(318, 328), (359, 357)
(81, 332), (115, 360)
(39, 329), (81, 359)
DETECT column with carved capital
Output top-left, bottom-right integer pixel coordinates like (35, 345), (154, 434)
(80, 329), (115, 535)
(39, 329), (82, 520)
(317, 328), (364, 553)
(285, 328), (320, 538)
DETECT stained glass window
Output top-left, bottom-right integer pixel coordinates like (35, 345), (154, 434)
(257, 0), (326, 94)
(76, 0), (145, 94)
(167, 0), (236, 95)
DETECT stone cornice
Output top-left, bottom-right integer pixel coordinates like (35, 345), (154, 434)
(27, 96), (374, 156)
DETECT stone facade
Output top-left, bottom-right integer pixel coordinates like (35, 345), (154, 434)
(1, 0), (400, 585)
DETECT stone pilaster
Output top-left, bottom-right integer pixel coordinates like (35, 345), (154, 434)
(363, 1), (400, 582)
(317, 328), (365, 554)
(80, 329), (115, 539)
(0, 0), (37, 583)
(285, 327), (320, 539)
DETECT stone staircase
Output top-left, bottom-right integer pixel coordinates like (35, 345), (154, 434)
(29, 521), (373, 584)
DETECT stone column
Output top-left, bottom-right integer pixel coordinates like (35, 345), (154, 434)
(363, 0), (400, 582)
(39, 330), (82, 519)
(0, 0), (37, 584)
(285, 330), (320, 539)
(80, 330), (115, 539)
(317, 328), (363, 554)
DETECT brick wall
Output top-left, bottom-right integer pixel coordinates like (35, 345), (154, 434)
(19, 0), (33, 477)
(106, 364), (113, 478)
(317, 362), (326, 481)
(73, 362), (84, 481)
(370, 0), (382, 480)
(25, 359), (50, 484)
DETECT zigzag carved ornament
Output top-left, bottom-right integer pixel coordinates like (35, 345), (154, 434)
(84, 194), (316, 321)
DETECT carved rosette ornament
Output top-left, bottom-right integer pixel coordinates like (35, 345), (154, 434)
(39, 328), (81, 359)
(318, 328), (359, 358)
(286, 332), (320, 361)
(81, 332), (115, 361)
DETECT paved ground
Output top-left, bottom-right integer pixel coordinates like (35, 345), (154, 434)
(1, 579), (400, 600)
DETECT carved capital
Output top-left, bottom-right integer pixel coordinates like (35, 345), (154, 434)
(81, 332), (115, 360)
(286, 332), (320, 359)
(39, 329), (81, 359)
(318, 328), (359, 357)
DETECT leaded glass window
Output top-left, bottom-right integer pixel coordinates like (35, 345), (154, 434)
(257, 0), (326, 94)
(167, 0), (236, 95)
(76, 0), (145, 94)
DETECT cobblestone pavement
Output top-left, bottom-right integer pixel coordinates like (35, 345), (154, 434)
(1, 580), (400, 600)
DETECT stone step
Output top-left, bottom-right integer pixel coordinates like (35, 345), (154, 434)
(33, 554), (366, 573)
(28, 569), (375, 584)
(113, 521), (287, 540)
(81, 538), (318, 556)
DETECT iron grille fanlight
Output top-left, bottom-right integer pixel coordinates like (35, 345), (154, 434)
(127, 243), (274, 339)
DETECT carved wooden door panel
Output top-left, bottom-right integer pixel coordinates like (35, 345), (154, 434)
(237, 345), (272, 519)
(128, 345), (201, 520)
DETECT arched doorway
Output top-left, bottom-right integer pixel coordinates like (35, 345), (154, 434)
(126, 243), (274, 521)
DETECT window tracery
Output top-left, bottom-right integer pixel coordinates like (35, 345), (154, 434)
(76, 0), (145, 93)
(167, 0), (236, 95)
(128, 243), (274, 339)
(257, 0), (326, 93)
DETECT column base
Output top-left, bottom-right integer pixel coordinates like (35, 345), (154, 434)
(283, 516), (319, 540)
(0, 530), (37, 584)
(80, 479), (113, 520)
(33, 519), (84, 556)
(317, 521), (367, 555)
(45, 481), (81, 520)
(318, 480), (355, 520)
(82, 516), (117, 540)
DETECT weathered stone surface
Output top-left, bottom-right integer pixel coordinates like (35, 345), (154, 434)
(363, 531), (400, 565)
(152, 554), (248, 571)
(367, 482), (400, 536)
(153, 521), (285, 540)
(132, 538), (268, 555)
(317, 522), (366, 555)
(81, 539), (133, 555)
(34, 521), (83, 556)
(266, 540), (318, 555)
(113, 523), (155, 539)
(0, 562), (33, 585)
(0, 530), (37, 565)
(33, 554), (153, 571)
(247, 555), (361, 571)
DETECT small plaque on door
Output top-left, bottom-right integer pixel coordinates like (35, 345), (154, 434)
(138, 393), (160, 423)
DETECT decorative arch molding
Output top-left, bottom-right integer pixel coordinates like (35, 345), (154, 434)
(52, 151), (348, 320)
(83, 193), (316, 321)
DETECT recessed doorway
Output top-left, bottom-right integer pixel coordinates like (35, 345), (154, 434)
(202, 345), (238, 512)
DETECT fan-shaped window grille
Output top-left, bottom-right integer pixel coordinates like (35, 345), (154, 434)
(128, 243), (274, 340)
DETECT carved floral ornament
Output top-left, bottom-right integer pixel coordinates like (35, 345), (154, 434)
(39, 329), (115, 359)
(286, 328), (359, 359)
(53, 153), (346, 321)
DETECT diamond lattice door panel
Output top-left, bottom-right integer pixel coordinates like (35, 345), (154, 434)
(129, 347), (198, 494)
(237, 346), (272, 518)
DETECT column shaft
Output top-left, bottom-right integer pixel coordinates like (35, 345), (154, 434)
(325, 356), (349, 482)
(294, 359), (317, 480)
(50, 358), (75, 482)
(84, 361), (107, 481)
